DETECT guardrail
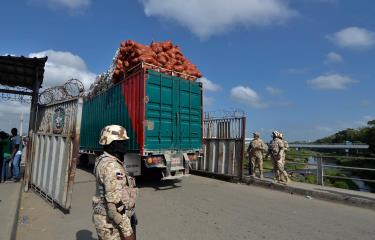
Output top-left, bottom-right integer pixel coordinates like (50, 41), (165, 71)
(285, 155), (375, 186)
(281, 153), (375, 192)
(244, 143), (374, 192)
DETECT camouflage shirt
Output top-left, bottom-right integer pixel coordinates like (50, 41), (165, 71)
(247, 138), (267, 158)
(94, 152), (128, 204)
(93, 152), (134, 237)
(269, 138), (285, 160)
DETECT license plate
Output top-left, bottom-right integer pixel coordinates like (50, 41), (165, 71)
(171, 157), (180, 165)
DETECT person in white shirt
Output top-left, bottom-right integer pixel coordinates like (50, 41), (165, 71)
(9, 128), (22, 182)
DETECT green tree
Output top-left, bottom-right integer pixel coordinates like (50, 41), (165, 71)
(315, 119), (375, 153)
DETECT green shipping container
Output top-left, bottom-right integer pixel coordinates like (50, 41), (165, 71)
(80, 69), (203, 156)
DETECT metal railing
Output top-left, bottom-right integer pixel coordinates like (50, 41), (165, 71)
(243, 143), (374, 192)
(279, 153), (375, 192)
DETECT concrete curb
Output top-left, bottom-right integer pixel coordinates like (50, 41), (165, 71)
(242, 177), (375, 211)
(190, 170), (375, 211)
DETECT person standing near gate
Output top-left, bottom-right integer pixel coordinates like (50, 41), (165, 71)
(0, 131), (8, 182)
(270, 131), (290, 183)
(9, 128), (22, 182)
(247, 132), (267, 178)
(0, 131), (10, 182)
(92, 125), (137, 240)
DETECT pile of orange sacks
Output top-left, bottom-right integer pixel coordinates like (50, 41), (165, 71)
(112, 40), (202, 83)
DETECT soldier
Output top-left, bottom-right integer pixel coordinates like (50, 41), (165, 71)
(269, 131), (290, 183)
(279, 132), (289, 165)
(92, 125), (137, 240)
(247, 132), (267, 178)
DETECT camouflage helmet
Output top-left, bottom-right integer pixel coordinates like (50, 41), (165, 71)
(99, 125), (129, 145)
(272, 131), (281, 138)
(253, 132), (260, 138)
(279, 132), (284, 139)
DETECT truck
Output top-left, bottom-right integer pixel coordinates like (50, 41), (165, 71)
(79, 63), (203, 180)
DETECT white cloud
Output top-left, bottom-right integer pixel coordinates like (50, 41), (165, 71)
(266, 86), (282, 95)
(31, 0), (90, 10)
(230, 85), (267, 108)
(327, 27), (375, 49)
(203, 96), (215, 108)
(197, 77), (221, 91)
(0, 102), (30, 133)
(29, 50), (96, 90)
(308, 73), (358, 90)
(139, 0), (297, 39)
(324, 52), (343, 64)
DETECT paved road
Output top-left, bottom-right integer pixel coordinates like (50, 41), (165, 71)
(17, 169), (375, 240)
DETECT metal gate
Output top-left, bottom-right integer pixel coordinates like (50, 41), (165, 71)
(27, 98), (82, 210)
(191, 113), (246, 179)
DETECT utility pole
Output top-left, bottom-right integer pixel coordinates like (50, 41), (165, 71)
(20, 112), (24, 136)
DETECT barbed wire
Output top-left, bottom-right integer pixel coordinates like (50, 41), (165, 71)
(204, 109), (245, 120)
(39, 79), (84, 105)
(0, 85), (32, 104)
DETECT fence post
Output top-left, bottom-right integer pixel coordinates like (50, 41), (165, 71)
(238, 117), (246, 180)
(317, 157), (324, 186)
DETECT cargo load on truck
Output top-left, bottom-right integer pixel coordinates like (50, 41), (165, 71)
(88, 40), (202, 96)
(80, 41), (203, 180)
(113, 40), (202, 83)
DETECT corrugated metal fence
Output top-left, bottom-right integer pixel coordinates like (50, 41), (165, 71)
(191, 116), (246, 179)
(27, 98), (82, 210)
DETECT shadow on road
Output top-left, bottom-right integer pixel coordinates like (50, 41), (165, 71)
(76, 164), (94, 175)
(136, 175), (182, 191)
(76, 163), (182, 191)
(76, 229), (97, 240)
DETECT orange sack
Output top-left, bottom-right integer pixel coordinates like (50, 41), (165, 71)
(112, 40), (202, 82)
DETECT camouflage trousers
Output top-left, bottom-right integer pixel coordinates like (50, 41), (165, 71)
(250, 155), (263, 177)
(93, 214), (134, 240)
(273, 158), (289, 183)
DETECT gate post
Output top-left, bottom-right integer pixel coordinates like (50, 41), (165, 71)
(238, 117), (246, 180)
(24, 130), (34, 191)
(317, 157), (324, 186)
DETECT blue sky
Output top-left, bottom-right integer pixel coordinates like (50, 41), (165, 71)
(0, 0), (374, 141)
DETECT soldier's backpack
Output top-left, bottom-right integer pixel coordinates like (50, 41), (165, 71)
(270, 140), (281, 157)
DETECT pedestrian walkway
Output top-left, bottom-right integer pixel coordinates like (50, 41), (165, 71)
(0, 181), (22, 240)
(243, 176), (375, 210)
(192, 169), (375, 209)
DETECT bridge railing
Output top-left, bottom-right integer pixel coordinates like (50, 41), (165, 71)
(255, 149), (375, 192)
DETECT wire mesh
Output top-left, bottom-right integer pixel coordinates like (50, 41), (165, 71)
(0, 85), (32, 104)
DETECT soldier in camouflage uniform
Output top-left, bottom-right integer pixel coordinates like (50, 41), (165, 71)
(269, 131), (290, 183)
(279, 132), (289, 165)
(247, 132), (267, 178)
(92, 125), (136, 240)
